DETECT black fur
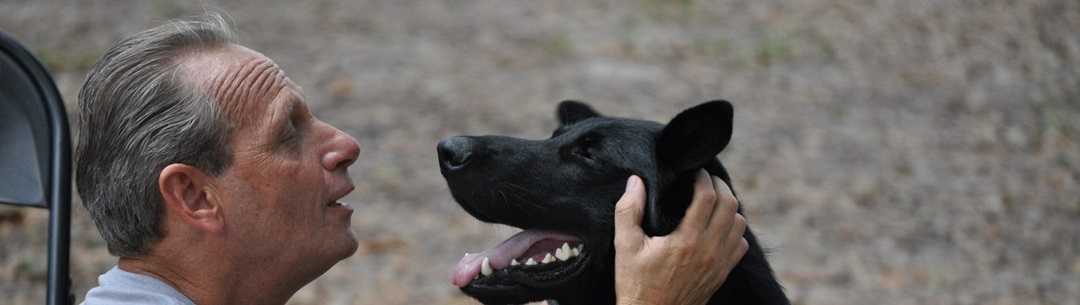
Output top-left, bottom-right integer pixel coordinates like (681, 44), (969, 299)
(438, 100), (789, 305)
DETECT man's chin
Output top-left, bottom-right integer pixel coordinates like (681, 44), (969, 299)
(303, 234), (359, 280)
(316, 226), (360, 262)
(337, 229), (360, 259)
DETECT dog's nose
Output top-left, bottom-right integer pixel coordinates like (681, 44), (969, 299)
(437, 136), (474, 171)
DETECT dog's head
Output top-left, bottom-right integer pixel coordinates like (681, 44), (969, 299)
(438, 100), (734, 304)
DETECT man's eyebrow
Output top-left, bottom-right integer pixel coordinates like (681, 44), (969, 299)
(272, 96), (301, 135)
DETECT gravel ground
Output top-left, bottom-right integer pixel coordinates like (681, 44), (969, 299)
(1, 1), (1078, 304)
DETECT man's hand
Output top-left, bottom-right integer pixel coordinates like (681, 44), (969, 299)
(613, 170), (749, 305)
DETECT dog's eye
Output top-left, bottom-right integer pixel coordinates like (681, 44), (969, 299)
(572, 148), (594, 160)
(579, 133), (601, 144)
(572, 135), (600, 160)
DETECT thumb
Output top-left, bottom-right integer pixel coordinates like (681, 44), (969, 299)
(614, 175), (647, 253)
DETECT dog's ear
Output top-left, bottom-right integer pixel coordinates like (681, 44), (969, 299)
(556, 100), (601, 126)
(643, 100), (734, 236)
(655, 100), (733, 172)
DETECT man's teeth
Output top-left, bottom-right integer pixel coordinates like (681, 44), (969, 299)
(476, 243), (585, 278)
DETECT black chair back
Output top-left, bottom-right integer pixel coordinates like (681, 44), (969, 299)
(0, 30), (74, 305)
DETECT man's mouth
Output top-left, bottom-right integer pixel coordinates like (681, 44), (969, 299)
(327, 184), (355, 208)
(452, 229), (586, 288)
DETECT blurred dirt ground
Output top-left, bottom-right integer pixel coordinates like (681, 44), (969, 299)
(1, 0), (1078, 304)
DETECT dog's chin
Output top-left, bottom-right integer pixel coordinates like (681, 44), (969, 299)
(462, 250), (591, 304)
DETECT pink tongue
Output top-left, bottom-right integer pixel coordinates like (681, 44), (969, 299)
(451, 229), (580, 287)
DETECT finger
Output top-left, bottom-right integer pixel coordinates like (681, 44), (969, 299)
(725, 213), (748, 249)
(705, 174), (740, 238)
(735, 237), (749, 259)
(727, 236), (750, 268)
(614, 175), (647, 252)
(674, 169), (718, 234)
(719, 237), (750, 280)
(717, 214), (747, 270)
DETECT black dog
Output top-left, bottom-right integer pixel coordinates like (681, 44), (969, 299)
(438, 100), (788, 305)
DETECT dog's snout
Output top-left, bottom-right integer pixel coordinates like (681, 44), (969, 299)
(438, 136), (475, 171)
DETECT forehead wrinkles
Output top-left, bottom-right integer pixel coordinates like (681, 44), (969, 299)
(200, 48), (291, 128)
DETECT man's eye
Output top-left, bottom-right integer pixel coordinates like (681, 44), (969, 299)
(277, 121), (301, 146)
(280, 130), (296, 143)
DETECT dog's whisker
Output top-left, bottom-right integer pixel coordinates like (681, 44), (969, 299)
(508, 192), (550, 211)
(488, 189), (498, 207)
(498, 190), (511, 210)
(504, 183), (531, 192)
(503, 183), (552, 211)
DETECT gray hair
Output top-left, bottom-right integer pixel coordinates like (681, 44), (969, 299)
(76, 14), (238, 257)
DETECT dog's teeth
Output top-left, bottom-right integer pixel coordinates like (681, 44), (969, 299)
(572, 247), (581, 256)
(525, 258), (537, 266)
(510, 259), (520, 266)
(542, 253), (555, 263)
(555, 247), (570, 261)
(481, 257), (492, 276)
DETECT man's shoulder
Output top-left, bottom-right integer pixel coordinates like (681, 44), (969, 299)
(81, 266), (195, 305)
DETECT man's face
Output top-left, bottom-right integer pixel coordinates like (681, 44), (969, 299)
(183, 45), (361, 273)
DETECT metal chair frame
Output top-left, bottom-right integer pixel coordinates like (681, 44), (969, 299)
(0, 30), (74, 305)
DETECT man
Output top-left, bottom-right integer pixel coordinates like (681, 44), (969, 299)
(76, 14), (748, 305)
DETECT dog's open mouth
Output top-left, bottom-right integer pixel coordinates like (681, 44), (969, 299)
(452, 229), (587, 289)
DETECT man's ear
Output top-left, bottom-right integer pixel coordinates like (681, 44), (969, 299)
(159, 163), (224, 234)
(655, 100), (734, 172)
(556, 100), (601, 126)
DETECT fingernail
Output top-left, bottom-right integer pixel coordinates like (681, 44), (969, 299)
(625, 176), (640, 192)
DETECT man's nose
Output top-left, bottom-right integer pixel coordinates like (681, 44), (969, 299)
(322, 125), (360, 171)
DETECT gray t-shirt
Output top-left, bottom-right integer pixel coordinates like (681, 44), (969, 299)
(81, 266), (195, 305)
